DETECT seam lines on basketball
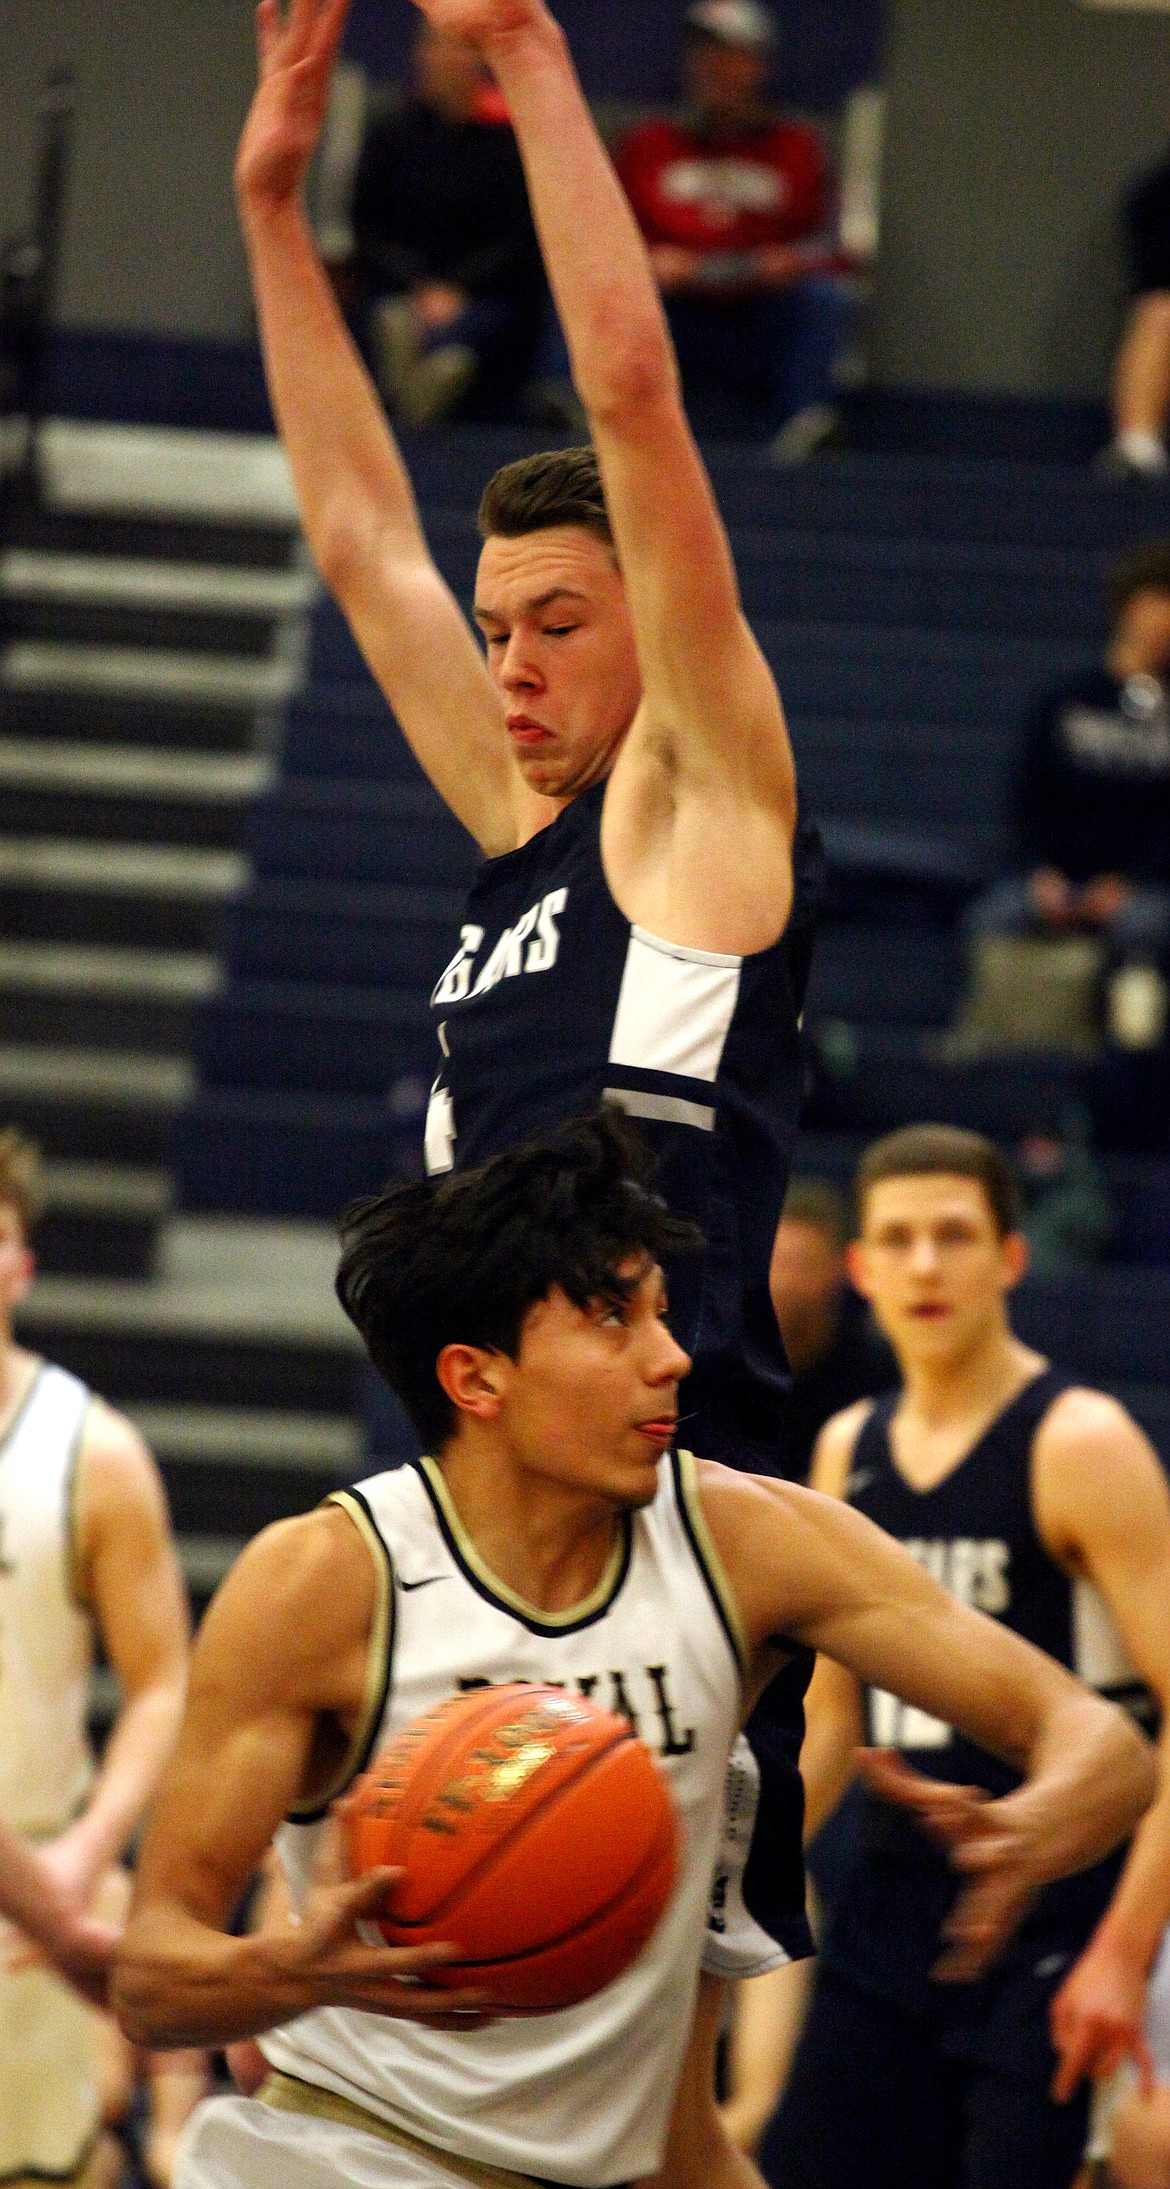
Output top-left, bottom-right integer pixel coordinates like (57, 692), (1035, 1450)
(440, 1816), (678, 1973)
(286, 1487), (396, 1823)
(671, 1450), (749, 1680)
(411, 1455), (634, 1634)
(394, 1726), (654, 1930)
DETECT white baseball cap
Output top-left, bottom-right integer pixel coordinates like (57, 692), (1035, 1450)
(685, 0), (778, 53)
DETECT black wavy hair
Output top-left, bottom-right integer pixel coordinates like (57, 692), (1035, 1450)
(336, 1108), (702, 1451)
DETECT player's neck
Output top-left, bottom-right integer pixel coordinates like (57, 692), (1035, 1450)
(0, 1341), (39, 1441)
(895, 1326), (1042, 1454)
(435, 1436), (622, 1615)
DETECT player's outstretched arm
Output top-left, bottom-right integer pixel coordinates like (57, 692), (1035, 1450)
(113, 1509), (487, 2048)
(235, 0), (516, 851)
(37, 1404), (189, 1917)
(699, 1466), (1156, 1981)
(1028, 1393), (1170, 2100)
(414, 0), (796, 920)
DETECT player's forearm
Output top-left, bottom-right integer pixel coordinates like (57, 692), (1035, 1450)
(238, 191), (427, 583)
(0, 1822), (71, 1945)
(481, 12), (679, 420)
(1007, 1685), (1155, 1884)
(1086, 1722), (1170, 1976)
(69, 1674), (187, 1881)
(114, 1902), (305, 2048)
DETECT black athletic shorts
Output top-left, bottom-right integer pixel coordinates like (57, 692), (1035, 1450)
(767, 1964), (1091, 2189)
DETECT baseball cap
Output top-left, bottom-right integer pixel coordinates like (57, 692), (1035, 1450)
(684, 0), (778, 52)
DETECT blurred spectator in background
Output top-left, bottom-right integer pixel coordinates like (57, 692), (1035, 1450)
(965, 541), (1170, 1056)
(351, 20), (545, 425)
(769, 1177), (893, 1479)
(615, 0), (860, 453)
(1101, 150), (1170, 477)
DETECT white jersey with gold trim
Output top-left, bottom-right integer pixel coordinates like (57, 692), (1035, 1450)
(256, 1449), (745, 2188)
(0, 1362), (94, 1837)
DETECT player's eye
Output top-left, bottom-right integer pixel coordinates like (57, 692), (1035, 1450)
(544, 623), (578, 637)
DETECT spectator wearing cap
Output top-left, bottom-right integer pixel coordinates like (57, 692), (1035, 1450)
(965, 539), (1170, 1055)
(615, 0), (860, 451)
(768, 1177), (893, 1480)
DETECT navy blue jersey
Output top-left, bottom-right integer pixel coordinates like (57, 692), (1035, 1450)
(821, 1368), (1148, 2036)
(425, 778), (821, 1466)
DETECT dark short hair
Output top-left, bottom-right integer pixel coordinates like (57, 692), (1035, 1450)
(1107, 538), (1170, 620)
(478, 446), (614, 552)
(780, 1175), (851, 1250)
(336, 1109), (701, 1451)
(855, 1124), (1022, 1239)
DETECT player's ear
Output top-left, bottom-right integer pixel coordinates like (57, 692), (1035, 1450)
(436, 1342), (509, 1421)
(1001, 1229), (1029, 1290)
(844, 1237), (871, 1299)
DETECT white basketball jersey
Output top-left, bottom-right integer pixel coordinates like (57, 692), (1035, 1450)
(0, 1364), (94, 1836)
(262, 1450), (745, 2187)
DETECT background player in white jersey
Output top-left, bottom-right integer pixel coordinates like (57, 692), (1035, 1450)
(114, 1112), (1152, 2189)
(771, 1125), (1170, 2189)
(0, 1126), (190, 2188)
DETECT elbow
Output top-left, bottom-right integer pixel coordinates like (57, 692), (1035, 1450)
(579, 315), (678, 427)
(110, 1946), (170, 2050)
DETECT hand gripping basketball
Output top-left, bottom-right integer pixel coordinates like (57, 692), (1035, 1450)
(341, 1684), (680, 2013)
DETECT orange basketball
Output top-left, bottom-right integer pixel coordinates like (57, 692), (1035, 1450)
(342, 1682), (680, 2013)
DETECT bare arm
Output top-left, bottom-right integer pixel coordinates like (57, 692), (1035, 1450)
(0, 1824), (118, 2003)
(700, 1465), (1155, 1978)
(419, 0), (795, 916)
(113, 1509), (486, 2047)
(1027, 1393), (1170, 2097)
(235, 1), (516, 849)
(38, 1404), (189, 1911)
(797, 1407), (870, 1845)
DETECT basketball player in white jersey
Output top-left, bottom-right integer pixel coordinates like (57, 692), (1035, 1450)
(772, 1125), (1170, 2189)
(0, 1127), (191, 2188)
(114, 1112), (1152, 2189)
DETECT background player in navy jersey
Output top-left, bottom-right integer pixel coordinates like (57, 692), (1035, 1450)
(771, 1124), (1170, 2189)
(237, 4), (817, 2176)
(114, 1113), (1153, 2189)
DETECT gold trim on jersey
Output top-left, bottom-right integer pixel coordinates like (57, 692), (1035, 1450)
(674, 1450), (751, 1679)
(258, 2072), (601, 2189)
(417, 1455), (627, 1628)
(285, 1490), (394, 1821)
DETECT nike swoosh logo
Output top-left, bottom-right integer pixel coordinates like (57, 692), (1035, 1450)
(397, 1574), (448, 1593)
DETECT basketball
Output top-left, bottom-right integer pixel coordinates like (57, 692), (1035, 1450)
(341, 1683), (680, 2013)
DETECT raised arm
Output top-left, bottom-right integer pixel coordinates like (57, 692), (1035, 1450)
(417, 0), (796, 878)
(235, 0), (517, 850)
(701, 1465), (1155, 1980)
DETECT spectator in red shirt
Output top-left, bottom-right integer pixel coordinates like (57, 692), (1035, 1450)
(615, 0), (859, 450)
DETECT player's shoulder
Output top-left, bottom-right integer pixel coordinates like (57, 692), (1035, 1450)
(200, 1503), (379, 1671)
(1034, 1381), (1152, 1461)
(1031, 1382), (1170, 1553)
(809, 1397), (878, 1496)
(75, 1393), (163, 1505)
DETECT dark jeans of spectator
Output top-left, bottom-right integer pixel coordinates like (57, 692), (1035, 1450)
(664, 274), (858, 438)
(357, 288), (543, 424)
(965, 873), (1170, 966)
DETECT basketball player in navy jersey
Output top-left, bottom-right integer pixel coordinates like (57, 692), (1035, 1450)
(771, 1124), (1170, 2189)
(237, 4), (818, 2171)
(115, 1114), (1152, 2189)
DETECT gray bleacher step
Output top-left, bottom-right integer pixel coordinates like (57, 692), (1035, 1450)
(1, 551), (314, 618)
(0, 685), (265, 756)
(0, 739), (275, 849)
(1, 646), (296, 709)
(0, 1044), (191, 1163)
(0, 940), (223, 1053)
(0, 838), (247, 952)
(38, 421), (299, 529)
(37, 1162), (171, 1282)
(126, 1404), (363, 1473)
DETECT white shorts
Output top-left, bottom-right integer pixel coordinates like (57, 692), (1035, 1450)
(701, 1734), (789, 1982)
(177, 2094), (518, 2189)
(0, 1946), (99, 2176)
